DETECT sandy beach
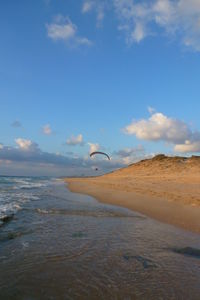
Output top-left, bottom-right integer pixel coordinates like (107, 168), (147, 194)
(66, 155), (200, 234)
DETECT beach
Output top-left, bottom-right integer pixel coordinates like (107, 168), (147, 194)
(66, 155), (200, 233)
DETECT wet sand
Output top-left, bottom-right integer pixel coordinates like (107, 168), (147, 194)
(65, 155), (200, 234)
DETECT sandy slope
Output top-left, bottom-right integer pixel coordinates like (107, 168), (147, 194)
(65, 155), (200, 233)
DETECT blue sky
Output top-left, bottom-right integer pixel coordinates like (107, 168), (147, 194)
(1, 0), (200, 176)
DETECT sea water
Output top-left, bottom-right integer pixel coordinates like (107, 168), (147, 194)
(0, 176), (200, 299)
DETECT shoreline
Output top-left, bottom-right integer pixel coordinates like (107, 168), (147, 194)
(65, 178), (200, 234)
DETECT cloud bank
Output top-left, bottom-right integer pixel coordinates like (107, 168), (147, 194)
(0, 138), (146, 176)
(0, 138), (122, 176)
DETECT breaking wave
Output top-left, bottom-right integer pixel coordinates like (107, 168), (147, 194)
(0, 176), (52, 222)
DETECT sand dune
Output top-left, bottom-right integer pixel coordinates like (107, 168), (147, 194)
(65, 155), (200, 233)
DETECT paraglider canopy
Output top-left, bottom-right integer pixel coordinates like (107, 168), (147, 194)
(90, 151), (110, 160)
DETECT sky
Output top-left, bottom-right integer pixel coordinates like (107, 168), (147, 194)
(1, 0), (200, 176)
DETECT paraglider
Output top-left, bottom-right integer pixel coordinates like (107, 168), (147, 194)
(90, 151), (110, 160)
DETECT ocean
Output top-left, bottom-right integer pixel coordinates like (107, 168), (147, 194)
(0, 176), (200, 299)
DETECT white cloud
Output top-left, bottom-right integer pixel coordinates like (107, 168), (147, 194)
(153, 0), (175, 27)
(174, 141), (200, 153)
(174, 131), (200, 153)
(66, 134), (84, 146)
(113, 0), (150, 44)
(178, 0), (200, 15)
(47, 16), (75, 40)
(124, 112), (191, 144)
(154, 0), (200, 51)
(46, 15), (92, 47)
(82, 1), (94, 13)
(124, 111), (200, 153)
(15, 138), (39, 152)
(82, 0), (106, 26)
(43, 124), (52, 135)
(84, 0), (200, 51)
(88, 142), (100, 153)
(131, 22), (146, 43)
